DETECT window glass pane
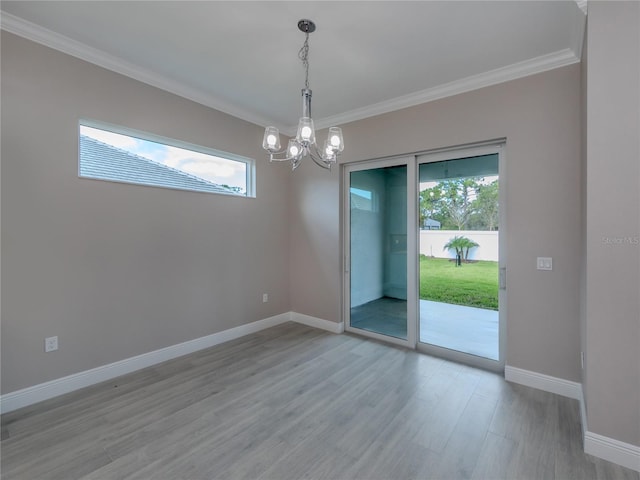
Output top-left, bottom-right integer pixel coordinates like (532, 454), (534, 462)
(79, 123), (252, 196)
(350, 165), (407, 340)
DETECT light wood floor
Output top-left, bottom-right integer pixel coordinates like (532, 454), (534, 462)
(2, 322), (638, 480)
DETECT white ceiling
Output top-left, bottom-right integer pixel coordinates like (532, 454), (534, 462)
(1, 1), (586, 134)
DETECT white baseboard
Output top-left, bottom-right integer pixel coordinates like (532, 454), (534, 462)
(579, 384), (588, 443)
(0, 311), (342, 414)
(505, 366), (639, 473)
(504, 365), (582, 399)
(585, 431), (640, 472)
(290, 312), (344, 334)
(580, 385), (640, 472)
(1, 313), (291, 414)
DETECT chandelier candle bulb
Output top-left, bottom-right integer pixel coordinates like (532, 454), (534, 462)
(296, 117), (315, 145)
(262, 126), (281, 152)
(325, 142), (333, 157)
(328, 127), (344, 152)
(288, 139), (300, 157)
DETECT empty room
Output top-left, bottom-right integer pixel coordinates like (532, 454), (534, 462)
(1, 1), (638, 479)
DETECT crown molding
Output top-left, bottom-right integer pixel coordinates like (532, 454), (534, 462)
(570, 1), (587, 61)
(313, 48), (580, 130)
(2, 11), (580, 135)
(576, 1), (588, 15)
(0, 12), (289, 132)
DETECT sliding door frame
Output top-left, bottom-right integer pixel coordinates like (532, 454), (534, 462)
(341, 140), (506, 373)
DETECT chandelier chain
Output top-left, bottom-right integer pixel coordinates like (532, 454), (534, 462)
(298, 32), (310, 90)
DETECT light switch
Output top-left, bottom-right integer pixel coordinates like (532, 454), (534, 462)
(537, 257), (552, 271)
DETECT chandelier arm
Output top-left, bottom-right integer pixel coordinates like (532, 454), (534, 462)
(269, 151), (296, 162)
(308, 148), (332, 170)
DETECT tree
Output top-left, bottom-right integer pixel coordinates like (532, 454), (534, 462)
(443, 235), (465, 261)
(440, 179), (478, 230)
(443, 235), (479, 263)
(474, 180), (499, 231)
(419, 185), (446, 228)
(421, 177), (498, 231)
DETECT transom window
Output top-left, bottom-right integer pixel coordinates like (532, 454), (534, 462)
(79, 121), (254, 197)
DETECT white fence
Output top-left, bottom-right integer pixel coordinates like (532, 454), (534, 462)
(420, 230), (498, 261)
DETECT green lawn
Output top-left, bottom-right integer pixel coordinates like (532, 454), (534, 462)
(419, 255), (499, 310)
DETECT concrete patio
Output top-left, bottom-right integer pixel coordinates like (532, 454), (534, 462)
(420, 299), (499, 360)
(350, 297), (499, 360)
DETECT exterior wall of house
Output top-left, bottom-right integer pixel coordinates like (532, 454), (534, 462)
(290, 63), (584, 384)
(1, 32), (291, 394)
(584, 1), (640, 448)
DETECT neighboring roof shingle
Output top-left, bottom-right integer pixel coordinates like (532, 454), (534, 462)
(80, 135), (238, 195)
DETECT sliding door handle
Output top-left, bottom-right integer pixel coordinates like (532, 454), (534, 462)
(499, 267), (506, 290)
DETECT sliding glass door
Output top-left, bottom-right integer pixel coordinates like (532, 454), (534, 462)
(343, 145), (505, 370)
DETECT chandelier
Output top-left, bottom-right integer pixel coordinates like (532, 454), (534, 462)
(262, 19), (344, 170)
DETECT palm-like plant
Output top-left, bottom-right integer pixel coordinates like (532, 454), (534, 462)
(443, 236), (479, 263)
(460, 236), (479, 261)
(443, 236), (465, 263)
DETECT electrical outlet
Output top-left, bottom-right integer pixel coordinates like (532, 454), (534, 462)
(262, 293), (269, 303)
(537, 257), (553, 271)
(45, 336), (58, 352)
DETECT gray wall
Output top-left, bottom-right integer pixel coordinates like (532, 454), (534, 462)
(584, 1), (639, 447)
(288, 161), (341, 322)
(1, 32), (291, 394)
(291, 64), (583, 383)
(579, 11), (589, 415)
